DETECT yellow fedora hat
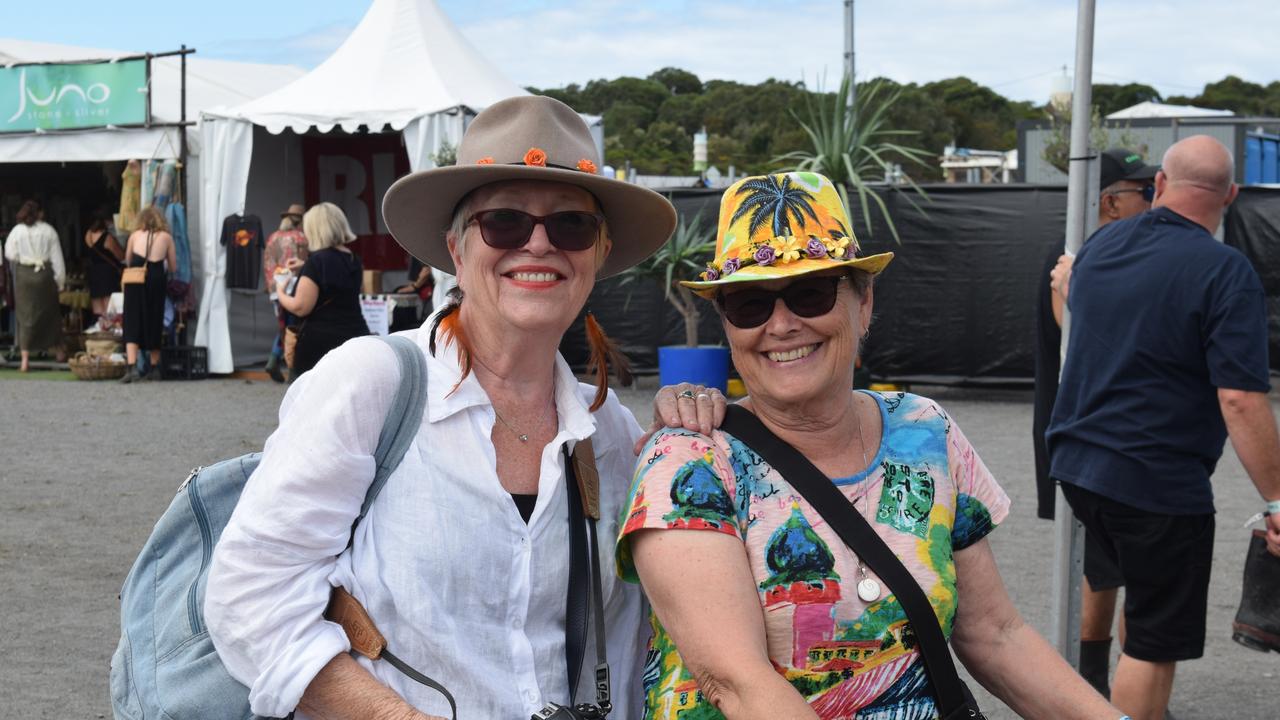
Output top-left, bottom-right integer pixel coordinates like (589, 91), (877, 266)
(681, 172), (893, 297)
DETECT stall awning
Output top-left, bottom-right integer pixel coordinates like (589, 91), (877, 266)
(0, 126), (189, 163)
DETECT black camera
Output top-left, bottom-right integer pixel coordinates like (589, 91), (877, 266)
(531, 702), (607, 720)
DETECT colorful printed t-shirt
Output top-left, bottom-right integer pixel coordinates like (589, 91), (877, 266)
(616, 392), (1010, 720)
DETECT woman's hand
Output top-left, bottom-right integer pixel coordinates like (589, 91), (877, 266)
(634, 383), (728, 454)
(286, 257), (306, 272)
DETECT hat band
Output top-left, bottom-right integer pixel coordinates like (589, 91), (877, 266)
(701, 233), (861, 281)
(474, 147), (598, 175)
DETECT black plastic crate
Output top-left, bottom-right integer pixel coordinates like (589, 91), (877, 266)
(160, 345), (208, 380)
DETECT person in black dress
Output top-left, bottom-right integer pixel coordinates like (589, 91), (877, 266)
(84, 209), (125, 319)
(120, 206), (176, 383)
(277, 202), (370, 378)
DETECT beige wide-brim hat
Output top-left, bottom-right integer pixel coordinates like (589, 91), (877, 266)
(383, 95), (677, 279)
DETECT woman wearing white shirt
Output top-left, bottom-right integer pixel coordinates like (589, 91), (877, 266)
(4, 200), (66, 372)
(206, 96), (711, 719)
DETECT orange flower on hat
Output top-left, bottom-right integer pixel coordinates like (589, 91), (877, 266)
(523, 147), (547, 167)
(577, 158), (598, 174)
(476, 156), (495, 165)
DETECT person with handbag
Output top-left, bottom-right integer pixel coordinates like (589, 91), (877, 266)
(119, 206), (176, 383)
(4, 199), (67, 372)
(617, 173), (1125, 720)
(204, 96), (717, 720)
(275, 202), (371, 379)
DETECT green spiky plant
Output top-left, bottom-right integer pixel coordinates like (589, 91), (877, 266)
(617, 208), (717, 347)
(775, 75), (931, 243)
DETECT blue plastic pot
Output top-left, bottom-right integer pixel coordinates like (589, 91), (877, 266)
(658, 345), (731, 393)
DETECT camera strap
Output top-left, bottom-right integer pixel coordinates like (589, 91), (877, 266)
(564, 439), (612, 714)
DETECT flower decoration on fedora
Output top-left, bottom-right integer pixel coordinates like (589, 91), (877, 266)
(476, 156), (495, 165)
(523, 147), (547, 167)
(577, 158), (598, 174)
(684, 172), (893, 294)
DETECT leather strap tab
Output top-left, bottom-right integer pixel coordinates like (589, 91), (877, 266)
(572, 437), (601, 520)
(325, 586), (386, 661)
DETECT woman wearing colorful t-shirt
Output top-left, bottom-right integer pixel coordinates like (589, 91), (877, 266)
(617, 173), (1123, 719)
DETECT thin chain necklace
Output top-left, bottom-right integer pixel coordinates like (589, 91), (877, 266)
(853, 395), (883, 603)
(493, 394), (554, 443)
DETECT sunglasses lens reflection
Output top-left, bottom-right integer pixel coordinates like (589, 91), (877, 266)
(720, 277), (842, 329)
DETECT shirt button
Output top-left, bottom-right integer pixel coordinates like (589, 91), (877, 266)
(525, 689), (538, 703)
(512, 617), (523, 629)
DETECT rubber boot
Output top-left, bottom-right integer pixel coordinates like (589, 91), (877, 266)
(1233, 529), (1280, 653)
(1078, 638), (1111, 698)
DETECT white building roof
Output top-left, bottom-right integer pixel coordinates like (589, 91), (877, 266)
(1106, 101), (1234, 120)
(204, 0), (529, 134)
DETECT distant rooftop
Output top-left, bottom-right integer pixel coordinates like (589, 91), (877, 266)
(1106, 101), (1234, 120)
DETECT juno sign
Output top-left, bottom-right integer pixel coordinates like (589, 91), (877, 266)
(0, 59), (148, 133)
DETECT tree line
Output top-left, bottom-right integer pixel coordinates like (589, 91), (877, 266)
(529, 69), (1277, 177)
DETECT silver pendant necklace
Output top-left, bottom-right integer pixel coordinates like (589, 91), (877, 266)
(493, 394), (553, 443)
(853, 397), (882, 603)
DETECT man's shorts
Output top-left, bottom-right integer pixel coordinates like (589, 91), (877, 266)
(1061, 482), (1214, 662)
(1083, 524), (1124, 591)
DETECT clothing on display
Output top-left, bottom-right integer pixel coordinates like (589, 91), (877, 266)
(167, 203), (192, 285)
(118, 160), (141, 233)
(220, 214), (265, 290)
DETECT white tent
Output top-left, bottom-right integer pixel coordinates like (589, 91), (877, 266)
(1106, 101), (1235, 120)
(0, 38), (304, 162)
(196, 0), (544, 373)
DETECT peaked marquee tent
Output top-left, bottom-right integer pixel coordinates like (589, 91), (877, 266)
(198, 0), (599, 372)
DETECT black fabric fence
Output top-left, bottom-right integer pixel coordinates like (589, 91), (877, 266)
(562, 184), (1280, 384)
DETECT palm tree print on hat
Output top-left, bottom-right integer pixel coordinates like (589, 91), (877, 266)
(730, 174), (821, 239)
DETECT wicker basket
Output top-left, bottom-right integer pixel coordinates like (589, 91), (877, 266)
(85, 339), (122, 357)
(68, 353), (129, 381)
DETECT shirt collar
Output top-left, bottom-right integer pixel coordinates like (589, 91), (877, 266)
(418, 315), (598, 442)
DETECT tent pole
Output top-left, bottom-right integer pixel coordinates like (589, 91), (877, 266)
(180, 44), (189, 203)
(1051, 0), (1098, 669)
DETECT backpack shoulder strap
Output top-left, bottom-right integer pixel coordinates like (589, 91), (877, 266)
(351, 334), (428, 534)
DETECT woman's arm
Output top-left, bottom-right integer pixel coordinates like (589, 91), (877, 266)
(106, 233), (126, 261)
(951, 538), (1120, 719)
(279, 275), (320, 316)
(630, 528), (818, 719)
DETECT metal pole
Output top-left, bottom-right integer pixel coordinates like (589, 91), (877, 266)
(1051, 0), (1097, 668)
(844, 0), (856, 109)
(179, 44), (189, 204)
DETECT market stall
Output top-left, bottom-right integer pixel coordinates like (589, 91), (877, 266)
(0, 39), (303, 371)
(197, 0), (604, 372)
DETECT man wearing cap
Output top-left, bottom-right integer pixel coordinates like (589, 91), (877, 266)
(1047, 135), (1280, 720)
(262, 203), (308, 382)
(1031, 147), (1158, 696)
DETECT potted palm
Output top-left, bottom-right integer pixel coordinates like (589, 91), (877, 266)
(618, 209), (730, 390)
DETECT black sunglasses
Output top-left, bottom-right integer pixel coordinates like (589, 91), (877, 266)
(467, 208), (602, 251)
(1107, 184), (1155, 203)
(716, 275), (847, 329)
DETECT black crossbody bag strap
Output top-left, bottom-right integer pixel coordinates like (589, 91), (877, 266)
(721, 405), (982, 720)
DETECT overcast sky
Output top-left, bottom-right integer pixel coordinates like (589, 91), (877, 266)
(14, 0), (1278, 103)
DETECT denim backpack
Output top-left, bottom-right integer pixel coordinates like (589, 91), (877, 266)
(110, 335), (427, 720)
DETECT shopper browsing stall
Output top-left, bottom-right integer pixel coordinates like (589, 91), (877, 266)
(4, 200), (66, 372)
(263, 203), (308, 382)
(120, 206), (176, 383)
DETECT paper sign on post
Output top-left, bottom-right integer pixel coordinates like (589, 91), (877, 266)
(360, 296), (390, 336)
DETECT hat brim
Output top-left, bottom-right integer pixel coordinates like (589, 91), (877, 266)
(681, 252), (895, 298)
(382, 165), (677, 279)
(1126, 164), (1159, 181)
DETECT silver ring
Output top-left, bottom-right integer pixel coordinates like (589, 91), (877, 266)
(677, 389), (697, 400)
(696, 393), (711, 401)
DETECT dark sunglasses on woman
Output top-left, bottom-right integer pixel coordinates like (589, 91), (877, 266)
(716, 275), (848, 329)
(468, 208), (603, 251)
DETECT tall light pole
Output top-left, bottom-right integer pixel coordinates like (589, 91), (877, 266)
(844, 0), (856, 110)
(1051, 0), (1099, 669)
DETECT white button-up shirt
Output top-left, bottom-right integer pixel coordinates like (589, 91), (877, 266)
(206, 329), (648, 719)
(4, 221), (65, 289)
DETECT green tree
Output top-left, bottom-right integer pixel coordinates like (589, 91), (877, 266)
(648, 67), (702, 95)
(1091, 83), (1162, 116)
(1041, 105), (1148, 176)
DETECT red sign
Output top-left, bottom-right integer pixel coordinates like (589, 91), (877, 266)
(302, 133), (410, 271)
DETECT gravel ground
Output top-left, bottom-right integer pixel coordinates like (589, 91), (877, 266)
(0, 373), (1275, 719)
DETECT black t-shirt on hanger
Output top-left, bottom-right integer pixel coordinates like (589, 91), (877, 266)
(221, 214), (265, 290)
